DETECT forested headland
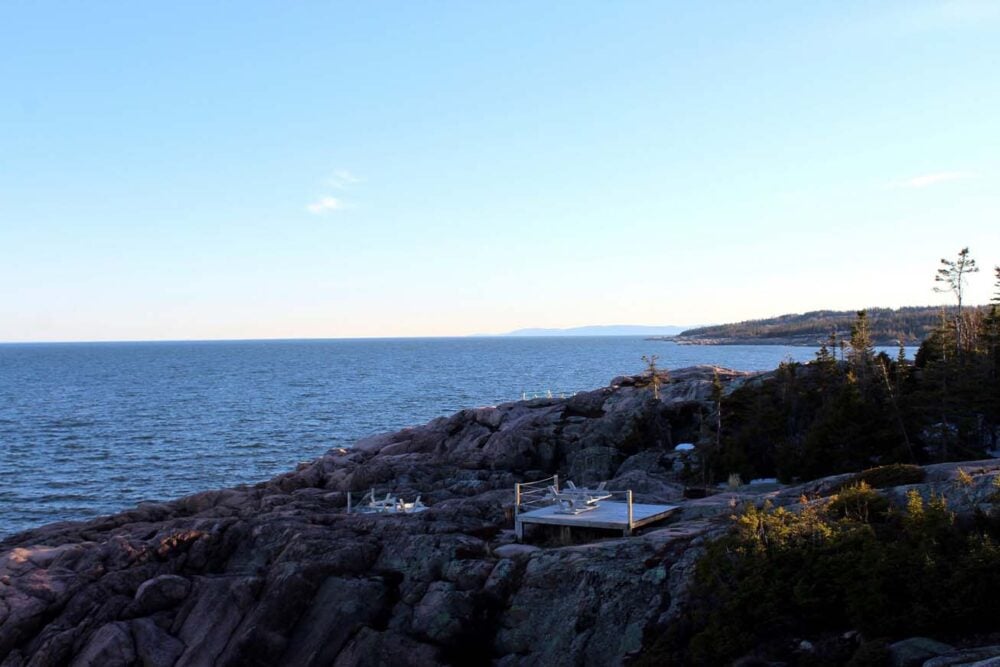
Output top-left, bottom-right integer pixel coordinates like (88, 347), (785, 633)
(640, 250), (1000, 665)
(668, 305), (991, 346)
(695, 249), (999, 483)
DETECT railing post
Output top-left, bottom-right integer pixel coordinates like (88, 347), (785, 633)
(347, 491), (352, 514)
(554, 474), (560, 493)
(626, 490), (634, 536)
(515, 480), (523, 542)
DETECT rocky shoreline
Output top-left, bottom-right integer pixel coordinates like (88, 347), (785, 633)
(2, 366), (998, 666)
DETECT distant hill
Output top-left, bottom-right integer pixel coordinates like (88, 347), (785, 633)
(667, 306), (984, 346)
(498, 325), (689, 337)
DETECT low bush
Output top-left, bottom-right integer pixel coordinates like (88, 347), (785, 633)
(637, 490), (1000, 666)
(827, 482), (890, 522)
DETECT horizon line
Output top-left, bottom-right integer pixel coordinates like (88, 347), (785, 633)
(3, 302), (982, 346)
(0, 332), (693, 346)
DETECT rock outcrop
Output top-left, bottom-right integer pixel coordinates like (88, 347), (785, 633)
(0, 366), (748, 666)
(2, 365), (998, 666)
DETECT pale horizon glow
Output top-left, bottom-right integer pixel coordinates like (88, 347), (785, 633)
(2, 2), (999, 343)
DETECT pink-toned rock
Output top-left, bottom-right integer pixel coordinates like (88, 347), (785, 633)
(8, 366), (982, 666)
(133, 575), (191, 614)
(69, 622), (135, 667)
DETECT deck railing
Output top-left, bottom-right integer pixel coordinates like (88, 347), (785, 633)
(514, 474), (559, 513)
(513, 479), (638, 539)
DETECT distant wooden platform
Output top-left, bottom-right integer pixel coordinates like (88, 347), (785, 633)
(515, 501), (679, 539)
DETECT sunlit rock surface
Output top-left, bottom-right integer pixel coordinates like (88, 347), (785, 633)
(3, 366), (996, 666)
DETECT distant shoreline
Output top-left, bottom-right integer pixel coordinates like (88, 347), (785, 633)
(650, 335), (917, 347)
(495, 324), (690, 337)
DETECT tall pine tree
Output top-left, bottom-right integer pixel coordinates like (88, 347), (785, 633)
(934, 247), (979, 354)
(848, 309), (875, 387)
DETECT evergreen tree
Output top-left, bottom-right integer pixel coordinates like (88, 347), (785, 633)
(848, 310), (875, 387)
(986, 306), (1000, 368)
(895, 341), (908, 391)
(983, 304), (1000, 451)
(819, 332), (840, 384)
(698, 370), (725, 488)
(711, 369), (723, 447)
(640, 354), (664, 399)
(877, 345), (914, 461)
(815, 339), (832, 364)
(934, 247), (979, 354)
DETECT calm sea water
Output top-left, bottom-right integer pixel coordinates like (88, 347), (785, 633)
(0, 337), (893, 537)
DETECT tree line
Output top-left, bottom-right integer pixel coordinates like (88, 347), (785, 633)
(695, 249), (1000, 484)
(639, 474), (1000, 665)
(678, 305), (991, 345)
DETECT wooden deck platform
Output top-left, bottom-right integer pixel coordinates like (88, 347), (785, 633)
(515, 501), (679, 539)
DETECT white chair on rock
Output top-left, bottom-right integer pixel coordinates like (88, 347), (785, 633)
(398, 495), (425, 513)
(366, 489), (397, 513)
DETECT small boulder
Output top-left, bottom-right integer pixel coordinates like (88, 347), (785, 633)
(493, 544), (540, 559)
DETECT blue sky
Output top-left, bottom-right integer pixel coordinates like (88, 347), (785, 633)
(2, 1), (998, 341)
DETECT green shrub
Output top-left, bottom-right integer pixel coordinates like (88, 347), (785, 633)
(640, 494), (1000, 665)
(827, 482), (890, 522)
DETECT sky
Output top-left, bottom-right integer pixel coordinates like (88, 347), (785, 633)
(2, 1), (999, 342)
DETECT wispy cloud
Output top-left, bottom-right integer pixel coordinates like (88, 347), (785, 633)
(305, 196), (345, 215)
(328, 169), (361, 189)
(305, 169), (362, 214)
(896, 171), (976, 189)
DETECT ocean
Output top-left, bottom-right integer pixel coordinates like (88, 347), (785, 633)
(0, 337), (902, 537)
